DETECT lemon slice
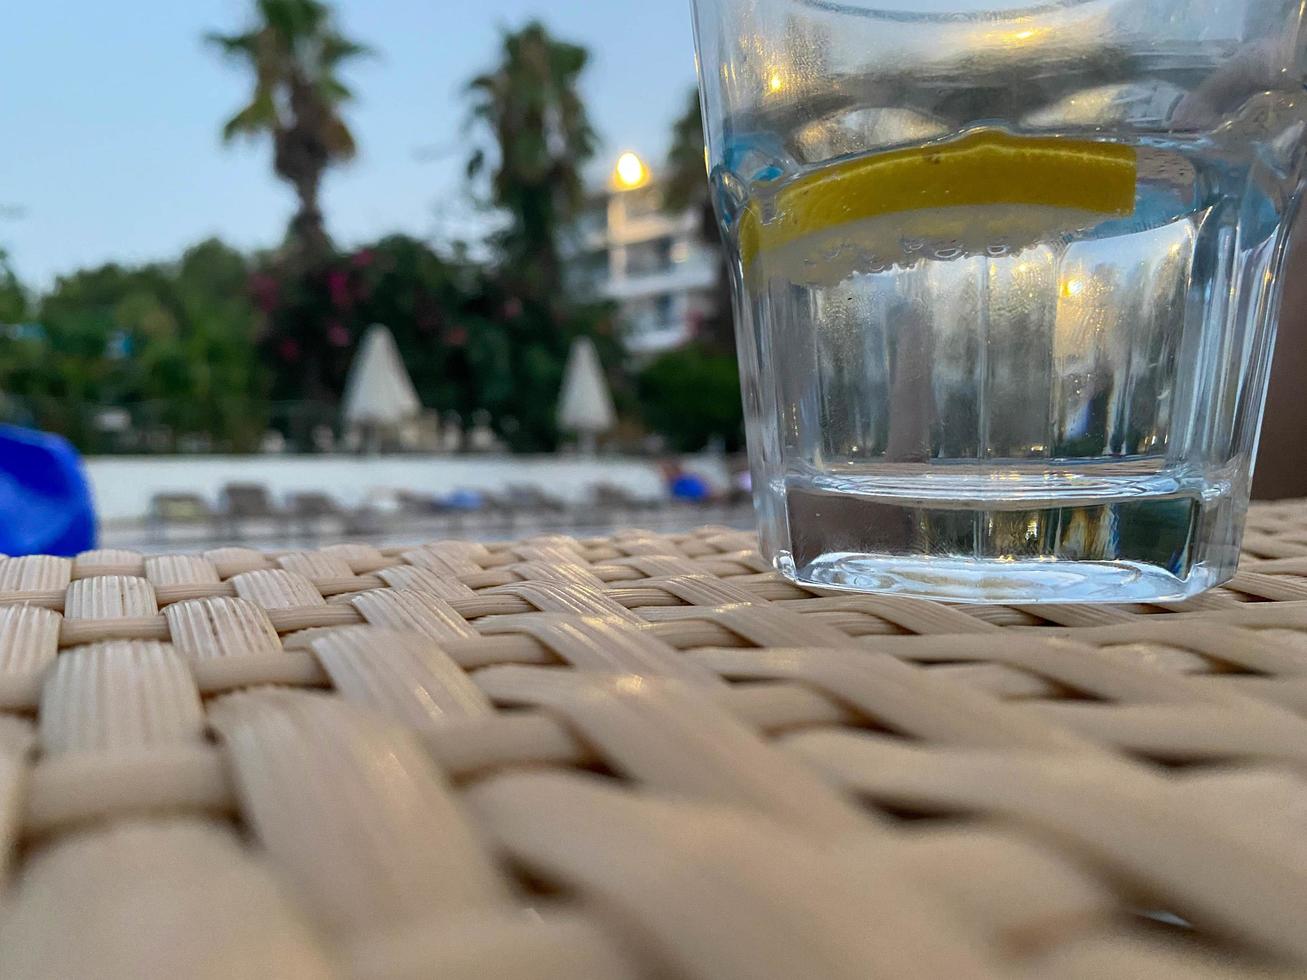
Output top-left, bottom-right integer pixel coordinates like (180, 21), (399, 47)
(738, 130), (1137, 268)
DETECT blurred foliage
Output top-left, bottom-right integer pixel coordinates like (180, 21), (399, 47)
(637, 344), (743, 453)
(664, 87), (735, 355)
(0, 231), (630, 456)
(664, 89), (709, 217)
(208, 0), (373, 409)
(467, 20), (595, 293)
(249, 19), (621, 453)
(463, 20), (620, 452)
(258, 234), (553, 443)
(223, 232), (622, 454)
(339, 236), (484, 415)
(0, 250), (29, 323)
(0, 239), (268, 452)
(209, 0), (370, 259)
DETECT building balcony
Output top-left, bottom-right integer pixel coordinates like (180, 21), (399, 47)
(624, 319), (693, 355)
(601, 254), (718, 301)
(608, 212), (697, 246)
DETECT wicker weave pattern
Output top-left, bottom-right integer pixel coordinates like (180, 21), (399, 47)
(1, 515), (1306, 977)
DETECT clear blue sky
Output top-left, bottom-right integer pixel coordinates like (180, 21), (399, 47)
(0, 0), (698, 286)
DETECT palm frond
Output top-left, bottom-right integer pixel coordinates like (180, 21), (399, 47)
(205, 29), (260, 59)
(320, 34), (373, 68)
(259, 0), (327, 45)
(465, 72), (500, 97)
(663, 88), (709, 213)
(319, 76), (354, 103)
(322, 116), (357, 160)
(220, 92), (279, 141)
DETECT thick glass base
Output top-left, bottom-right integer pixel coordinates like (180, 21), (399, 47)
(780, 552), (1228, 604)
(764, 465), (1244, 604)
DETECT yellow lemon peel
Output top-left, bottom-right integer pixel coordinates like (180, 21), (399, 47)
(738, 131), (1137, 266)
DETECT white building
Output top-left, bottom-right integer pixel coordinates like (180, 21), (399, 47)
(575, 152), (719, 356)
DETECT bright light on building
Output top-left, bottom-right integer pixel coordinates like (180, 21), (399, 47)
(614, 152), (649, 190)
(583, 151), (719, 355)
(767, 71), (784, 93)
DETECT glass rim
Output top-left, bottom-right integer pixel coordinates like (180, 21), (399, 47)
(794, 0), (1100, 23)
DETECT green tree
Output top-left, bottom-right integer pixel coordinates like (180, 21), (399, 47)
(638, 344), (743, 453)
(465, 21), (619, 452)
(664, 89), (710, 223)
(664, 87), (735, 354)
(36, 262), (178, 436)
(0, 241), (267, 453)
(208, 0), (369, 259)
(647, 89), (744, 451)
(166, 239), (268, 449)
(0, 249), (28, 324)
(466, 21), (596, 292)
(343, 235), (491, 418)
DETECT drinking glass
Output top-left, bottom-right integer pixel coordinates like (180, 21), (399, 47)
(690, 0), (1307, 602)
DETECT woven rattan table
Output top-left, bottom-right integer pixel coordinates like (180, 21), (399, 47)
(1, 503), (1307, 977)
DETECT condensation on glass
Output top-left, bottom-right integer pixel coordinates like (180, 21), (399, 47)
(691, 0), (1307, 602)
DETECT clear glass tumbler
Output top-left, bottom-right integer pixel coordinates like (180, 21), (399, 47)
(690, 0), (1307, 602)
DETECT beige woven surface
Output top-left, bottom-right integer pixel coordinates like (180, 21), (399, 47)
(0, 504), (1306, 977)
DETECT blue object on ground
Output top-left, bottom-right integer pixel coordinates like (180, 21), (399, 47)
(444, 489), (485, 511)
(0, 425), (96, 556)
(670, 473), (712, 503)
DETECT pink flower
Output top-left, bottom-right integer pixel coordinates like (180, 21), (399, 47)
(278, 338), (300, 362)
(326, 322), (350, 348)
(446, 325), (468, 348)
(326, 269), (351, 308)
(351, 249), (375, 268)
(501, 297), (523, 319)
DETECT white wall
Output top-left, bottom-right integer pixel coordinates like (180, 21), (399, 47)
(85, 453), (729, 522)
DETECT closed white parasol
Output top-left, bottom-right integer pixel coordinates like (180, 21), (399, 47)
(342, 324), (422, 428)
(557, 337), (615, 453)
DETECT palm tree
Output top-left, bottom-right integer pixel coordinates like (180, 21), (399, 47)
(466, 21), (596, 297)
(208, 0), (369, 259)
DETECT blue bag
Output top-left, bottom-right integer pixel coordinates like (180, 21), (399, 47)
(0, 425), (96, 556)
